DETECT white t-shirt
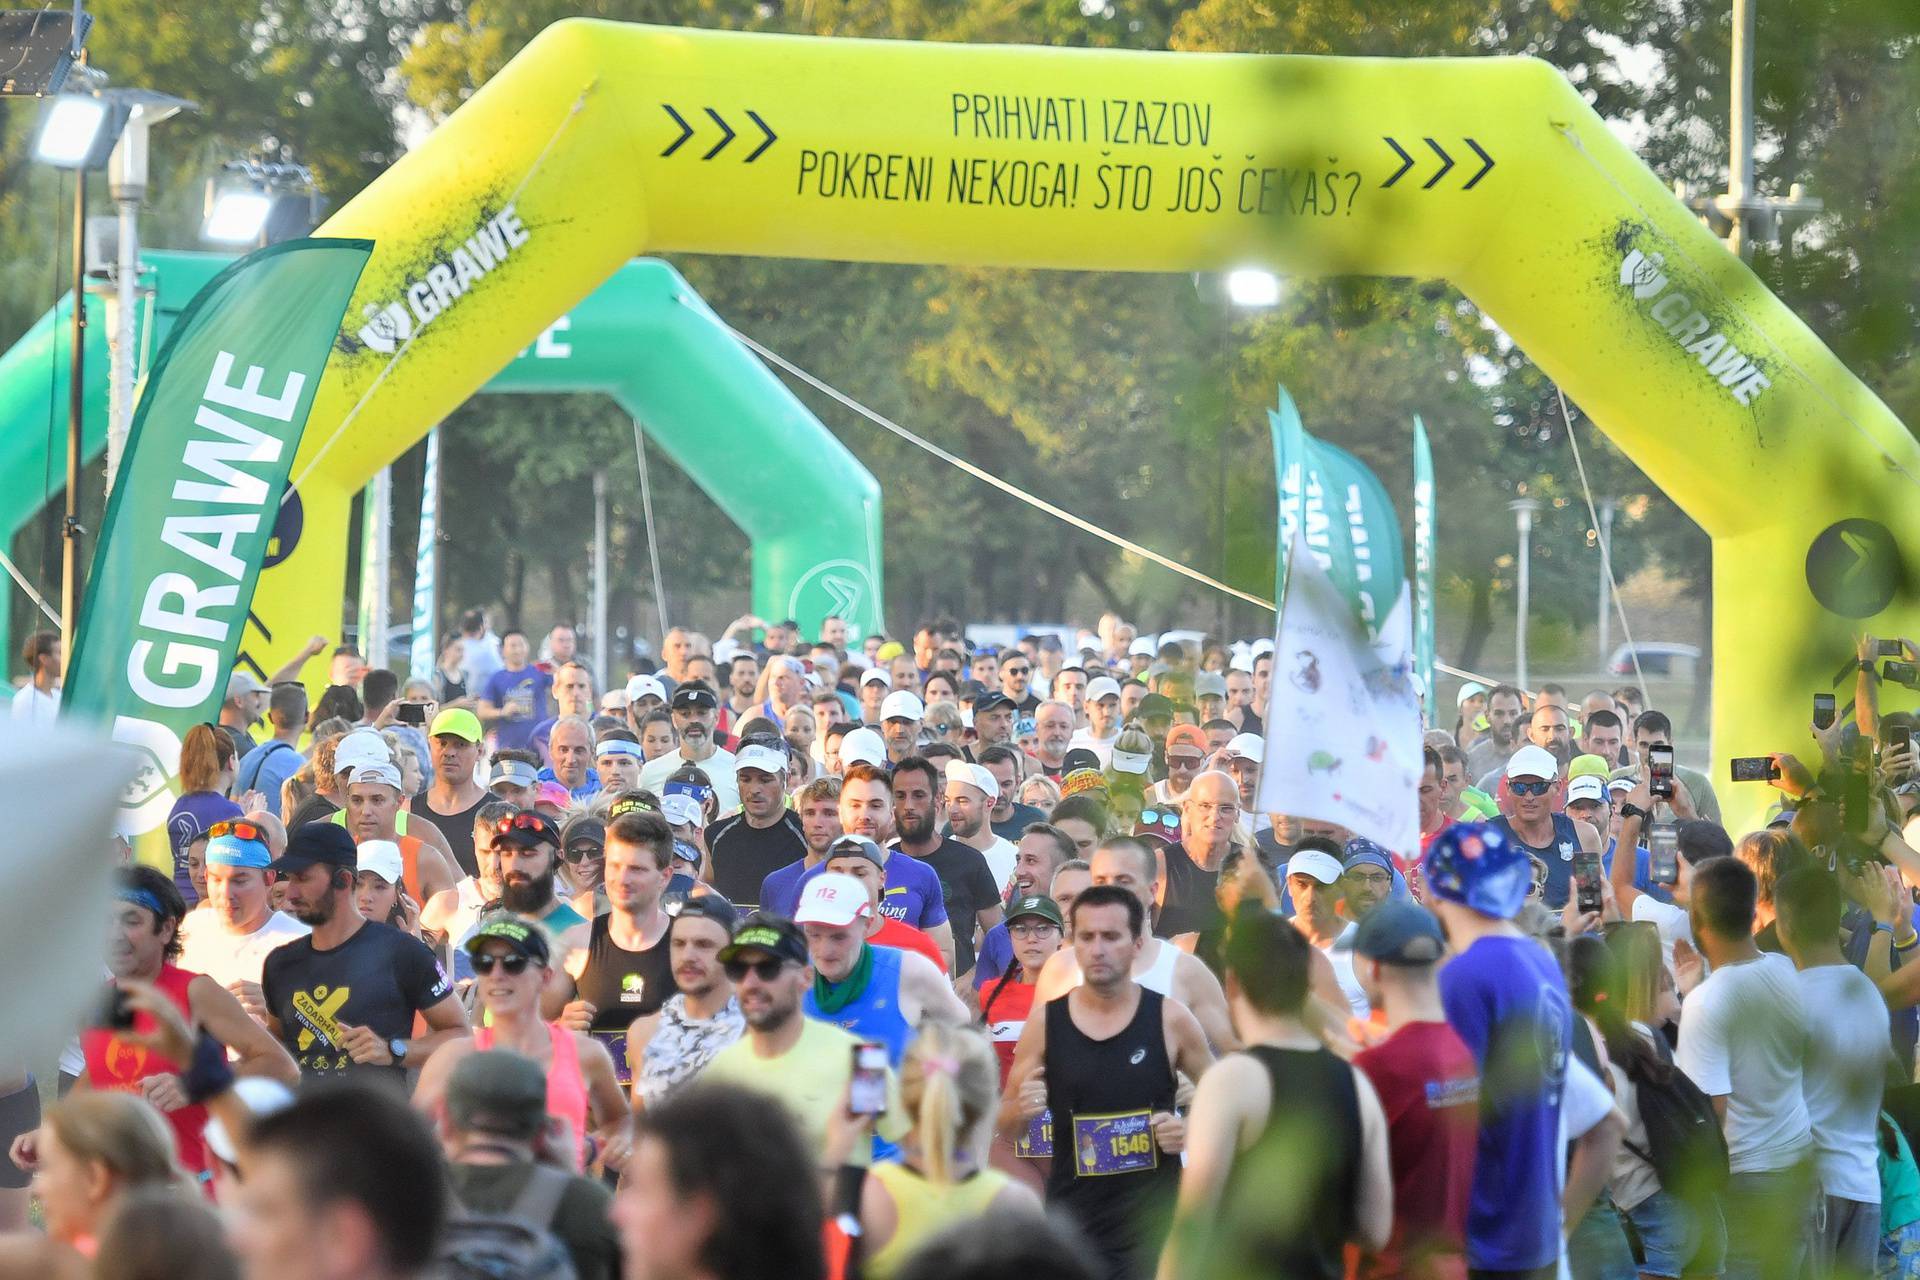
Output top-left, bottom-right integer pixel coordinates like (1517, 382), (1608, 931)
(970, 836), (1018, 898)
(10, 683), (58, 724)
(1068, 728), (1117, 766)
(1675, 952), (1812, 1174)
(177, 908), (310, 989)
(1795, 963), (1891, 1203)
(637, 746), (741, 816)
(1317, 922), (1370, 1019)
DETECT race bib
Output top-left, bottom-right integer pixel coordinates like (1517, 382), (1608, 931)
(591, 1029), (631, 1085)
(1071, 1109), (1157, 1177)
(1014, 1109), (1054, 1158)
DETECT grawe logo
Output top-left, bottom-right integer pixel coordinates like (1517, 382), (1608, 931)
(355, 204), (531, 354)
(1617, 247), (1772, 406)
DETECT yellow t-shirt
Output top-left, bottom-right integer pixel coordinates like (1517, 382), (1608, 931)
(701, 1017), (906, 1167)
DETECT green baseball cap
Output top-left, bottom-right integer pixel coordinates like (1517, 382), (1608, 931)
(1005, 894), (1064, 928)
(463, 916), (552, 966)
(430, 708), (484, 743)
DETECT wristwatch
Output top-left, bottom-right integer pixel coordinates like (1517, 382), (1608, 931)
(1619, 803), (1648, 822)
(388, 1037), (409, 1065)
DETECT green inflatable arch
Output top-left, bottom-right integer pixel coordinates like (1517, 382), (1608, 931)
(0, 251), (884, 658)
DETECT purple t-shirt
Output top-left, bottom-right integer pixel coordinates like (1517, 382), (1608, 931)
(1437, 934), (1575, 1273)
(797, 853), (949, 931)
(482, 665), (553, 752)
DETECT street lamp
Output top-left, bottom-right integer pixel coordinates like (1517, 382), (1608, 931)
(1196, 268), (1282, 638)
(1226, 268), (1282, 309)
(1509, 498), (1541, 691)
(202, 161), (319, 247)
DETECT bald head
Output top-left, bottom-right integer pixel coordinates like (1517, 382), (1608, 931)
(1182, 770), (1241, 854)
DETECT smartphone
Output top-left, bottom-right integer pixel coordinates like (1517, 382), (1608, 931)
(1648, 820), (1679, 885)
(1648, 744), (1675, 800)
(849, 1042), (889, 1116)
(90, 986), (134, 1031)
(1730, 756), (1780, 783)
(1887, 661), (1919, 686)
(396, 701), (428, 726)
(1892, 727), (1915, 761)
(1573, 850), (1603, 915)
(1815, 694), (1837, 731)
(1878, 639), (1906, 658)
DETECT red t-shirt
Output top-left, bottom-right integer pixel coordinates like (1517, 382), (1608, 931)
(871, 916), (947, 974)
(83, 964), (210, 1179)
(980, 974), (1037, 1088)
(1351, 1019), (1479, 1280)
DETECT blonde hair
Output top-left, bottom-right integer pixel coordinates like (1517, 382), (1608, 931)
(47, 1093), (188, 1198)
(898, 1023), (999, 1186)
(1018, 775), (1061, 811)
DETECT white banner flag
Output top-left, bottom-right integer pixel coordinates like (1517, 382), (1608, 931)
(1254, 535), (1423, 856)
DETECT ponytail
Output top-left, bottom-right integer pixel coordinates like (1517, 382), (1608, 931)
(898, 1024), (999, 1187)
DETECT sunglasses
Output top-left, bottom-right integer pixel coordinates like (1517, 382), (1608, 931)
(494, 813), (555, 838)
(471, 952), (533, 975)
(207, 819), (267, 843)
(1003, 666), (1031, 676)
(723, 956), (788, 983)
(1139, 809), (1181, 827)
(562, 842), (602, 864)
(1509, 778), (1554, 797)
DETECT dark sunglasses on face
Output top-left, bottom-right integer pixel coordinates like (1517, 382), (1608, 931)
(1509, 778), (1553, 797)
(207, 819), (266, 842)
(471, 952), (532, 976)
(562, 843), (602, 864)
(723, 956), (787, 983)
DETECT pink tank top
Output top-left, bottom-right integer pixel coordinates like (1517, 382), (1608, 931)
(474, 1021), (591, 1166)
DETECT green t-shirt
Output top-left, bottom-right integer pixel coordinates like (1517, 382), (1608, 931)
(701, 1016), (907, 1167)
(447, 1161), (619, 1280)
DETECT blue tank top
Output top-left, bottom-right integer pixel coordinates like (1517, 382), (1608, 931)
(1493, 813), (1580, 908)
(804, 943), (913, 1066)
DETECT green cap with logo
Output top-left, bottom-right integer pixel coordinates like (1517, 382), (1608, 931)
(1006, 894), (1063, 928)
(717, 912), (809, 967)
(462, 916), (552, 966)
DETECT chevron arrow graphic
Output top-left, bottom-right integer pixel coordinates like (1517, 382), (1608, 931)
(745, 110), (777, 163)
(1422, 138), (1454, 189)
(1463, 138), (1495, 189)
(1382, 137), (1415, 187)
(702, 108), (736, 160)
(661, 105), (693, 157)
(823, 575), (864, 621)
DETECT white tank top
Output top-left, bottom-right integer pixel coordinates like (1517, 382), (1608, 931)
(1064, 937), (1179, 995)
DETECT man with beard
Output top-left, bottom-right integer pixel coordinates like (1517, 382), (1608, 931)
(1463, 684), (1527, 783)
(972, 822), (1077, 994)
(1069, 677), (1124, 766)
(1474, 702), (1575, 793)
(86, 866), (297, 1178)
(945, 760), (1018, 892)
(998, 652), (1043, 717)
(549, 810), (678, 1088)
(638, 682), (740, 815)
(1157, 771), (1243, 940)
(179, 822), (311, 1023)
(707, 741), (808, 908)
(759, 775), (843, 920)
(625, 895), (745, 1109)
(973, 692), (1019, 753)
(718, 651), (760, 743)
(1033, 701), (1075, 779)
(891, 756), (1003, 984)
(981, 745), (1046, 843)
(699, 913), (907, 1165)
(491, 810), (589, 933)
(798, 762), (955, 971)
(261, 823), (469, 1082)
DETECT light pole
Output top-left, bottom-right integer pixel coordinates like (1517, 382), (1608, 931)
(1509, 497), (1541, 692)
(1596, 497), (1616, 667)
(1204, 268), (1281, 640)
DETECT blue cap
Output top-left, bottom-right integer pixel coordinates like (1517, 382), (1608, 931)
(1342, 839), (1395, 876)
(206, 833), (271, 869)
(1353, 899), (1447, 965)
(1419, 821), (1533, 920)
(166, 793), (243, 854)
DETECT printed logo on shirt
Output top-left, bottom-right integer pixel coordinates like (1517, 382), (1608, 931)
(291, 984), (350, 1053)
(620, 973), (647, 1004)
(1557, 841), (1575, 862)
(1128, 1047), (1147, 1065)
(1425, 1076), (1481, 1109)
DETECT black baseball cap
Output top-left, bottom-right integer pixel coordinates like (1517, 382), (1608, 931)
(667, 893), (738, 934)
(958, 680), (988, 704)
(718, 912), (809, 966)
(446, 1050), (547, 1140)
(493, 811), (562, 850)
(562, 816), (607, 854)
(825, 834), (885, 867)
(1136, 693), (1175, 721)
(268, 822), (357, 874)
(671, 685), (718, 711)
(1061, 748), (1102, 775)
(975, 691), (1017, 715)
(462, 916), (553, 966)
(1352, 900), (1446, 966)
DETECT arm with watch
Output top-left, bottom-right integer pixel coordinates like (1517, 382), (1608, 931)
(1611, 778), (1656, 918)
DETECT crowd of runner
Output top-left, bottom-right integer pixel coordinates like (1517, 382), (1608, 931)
(4, 613), (1920, 1280)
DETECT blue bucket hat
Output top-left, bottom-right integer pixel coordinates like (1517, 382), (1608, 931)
(1343, 837), (1412, 901)
(1419, 821), (1532, 920)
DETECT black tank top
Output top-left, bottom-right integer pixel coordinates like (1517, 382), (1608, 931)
(1042, 987), (1180, 1280)
(576, 913), (673, 1031)
(1222, 1045), (1361, 1280)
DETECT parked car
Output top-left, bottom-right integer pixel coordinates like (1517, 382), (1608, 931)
(1606, 641), (1701, 678)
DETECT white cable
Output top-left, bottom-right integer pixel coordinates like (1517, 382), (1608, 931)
(0, 544), (61, 628)
(1557, 387), (1647, 695)
(631, 417), (669, 641)
(728, 323), (1506, 688)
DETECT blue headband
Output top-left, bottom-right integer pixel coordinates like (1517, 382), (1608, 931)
(116, 888), (167, 918)
(596, 739), (646, 761)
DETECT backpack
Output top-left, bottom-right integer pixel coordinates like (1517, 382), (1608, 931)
(1619, 1031), (1730, 1199)
(435, 1163), (579, 1280)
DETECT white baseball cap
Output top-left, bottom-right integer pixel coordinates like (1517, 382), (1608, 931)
(1085, 676), (1121, 703)
(1456, 681), (1490, 707)
(1111, 747), (1151, 776)
(1285, 849), (1345, 884)
(735, 744), (788, 776)
(1229, 652), (1256, 674)
(1506, 744), (1560, 782)
(662, 793), (705, 828)
(626, 674), (668, 704)
(839, 727), (887, 769)
(860, 667), (892, 688)
(1565, 775), (1608, 804)
(333, 729), (391, 776)
(205, 1078), (296, 1165)
(349, 762), (404, 792)
(881, 690), (925, 722)
(600, 690), (631, 712)
(1250, 638), (1275, 657)
(1225, 733), (1266, 765)
(794, 872), (874, 928)
(356, 839), (404, 886)
(944, 759), (998, 801)
(1128, 636), (1156, 657)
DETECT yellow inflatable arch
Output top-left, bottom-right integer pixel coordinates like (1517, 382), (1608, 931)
(268, 20), (1916, 829)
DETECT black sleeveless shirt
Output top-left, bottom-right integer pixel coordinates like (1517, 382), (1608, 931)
(1042, 987), (1181, 1280)
(575, 914), (673, 1031)
(1222, 1045), (1362, 1280)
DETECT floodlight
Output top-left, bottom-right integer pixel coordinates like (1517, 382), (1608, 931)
(35, 92), (115, 168)
(202, 190), (273, 244)
(1225, 268), (1281, 309)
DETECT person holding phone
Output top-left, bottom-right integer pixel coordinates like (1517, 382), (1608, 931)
(1489, 746), (1602, 909)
